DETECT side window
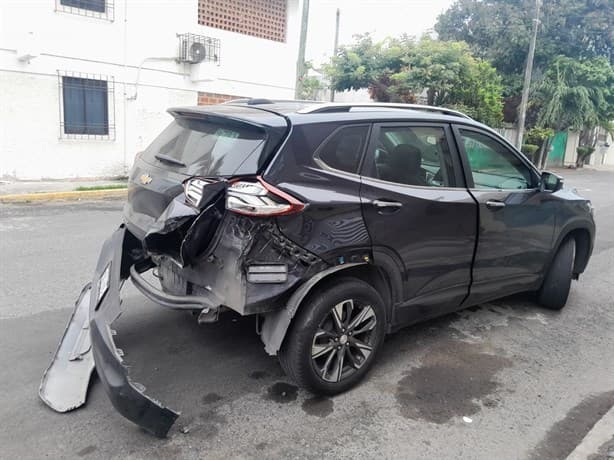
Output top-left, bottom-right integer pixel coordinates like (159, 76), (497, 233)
(316, 125), (369, 174)
(364, 125), (457, 187)
(460, 129), (535, 190)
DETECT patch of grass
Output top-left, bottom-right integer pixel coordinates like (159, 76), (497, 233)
(74, 184), (128, 192)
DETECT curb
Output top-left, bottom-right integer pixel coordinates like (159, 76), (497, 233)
(0, 188), (127, 204)
(567, 404), (614, 460)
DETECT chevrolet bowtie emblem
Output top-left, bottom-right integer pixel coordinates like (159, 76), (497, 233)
(140, 174), (153, 185)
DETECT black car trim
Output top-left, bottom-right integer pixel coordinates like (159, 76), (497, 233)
(168, 109), (272, 131)
(260, 262), (366, 355)
(90, 320), (179, 438)
(89, 226), (180, 437)
(550, 220), (595, 275)
(130, 266), (221, 311)
(359, 175), (467, 192)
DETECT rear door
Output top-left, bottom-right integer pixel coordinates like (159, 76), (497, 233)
(453, 126), (554, 305)
(359, 123), (477, 326)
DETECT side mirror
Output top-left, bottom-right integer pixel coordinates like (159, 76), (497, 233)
(540, 171), (564, 192)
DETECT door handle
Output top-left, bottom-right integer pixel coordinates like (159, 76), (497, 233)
(485, 200), (506, 209)
(372, 200), (403, 208)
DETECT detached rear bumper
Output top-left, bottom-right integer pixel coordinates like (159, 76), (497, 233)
(88, 225), (179, 437)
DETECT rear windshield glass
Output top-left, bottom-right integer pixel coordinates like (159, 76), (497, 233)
(142, 116), (267, 176)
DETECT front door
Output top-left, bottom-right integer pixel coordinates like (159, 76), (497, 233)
(453, 126), (555, 305)
(360, 123), (477, 326)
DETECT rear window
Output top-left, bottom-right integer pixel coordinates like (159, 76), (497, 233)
(142, 116), (268, 176)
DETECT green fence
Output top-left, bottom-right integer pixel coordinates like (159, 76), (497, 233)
(545, 131), (568, 167)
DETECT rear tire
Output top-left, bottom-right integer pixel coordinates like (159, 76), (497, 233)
(538, 238), (575, 310)
(279, 278), (386, 395)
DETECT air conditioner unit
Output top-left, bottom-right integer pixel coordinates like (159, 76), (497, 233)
(177, 33), (221, 65)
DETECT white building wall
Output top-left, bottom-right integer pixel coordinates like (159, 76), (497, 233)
(588, 130), (614, 167)
(334, 88), (371, 102)
(0, 0), (301, 179)
(563, 131), (580, 166)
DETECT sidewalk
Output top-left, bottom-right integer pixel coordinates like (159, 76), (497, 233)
(567, 404), (614, 460)
(0, 178), (128, 203)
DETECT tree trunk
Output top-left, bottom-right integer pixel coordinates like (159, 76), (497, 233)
(579, 127), (598, 148)
(536, 139), (547, 169)
(576, 148), (584, 168)
(427, 88), (436, 106)
(368, 82), (391, 102)
(576, 127), (598, 167)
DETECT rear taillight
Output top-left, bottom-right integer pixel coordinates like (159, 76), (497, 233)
(226, 177), (305, 217)
(184, 178), (218, 208)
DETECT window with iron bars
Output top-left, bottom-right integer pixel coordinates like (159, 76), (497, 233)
(55, 0), (115, 21)
(58, 71), (116, 140)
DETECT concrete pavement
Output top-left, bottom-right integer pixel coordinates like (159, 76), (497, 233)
(0, 168), (612, 459)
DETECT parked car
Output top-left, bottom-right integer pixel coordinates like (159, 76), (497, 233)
(40, 100), (595, 437)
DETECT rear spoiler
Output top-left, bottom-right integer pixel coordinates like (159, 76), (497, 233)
(167, 108), (273, 132)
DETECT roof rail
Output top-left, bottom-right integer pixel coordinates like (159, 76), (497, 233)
(296, 102), (472, 119)
(223, 98), (324, 106)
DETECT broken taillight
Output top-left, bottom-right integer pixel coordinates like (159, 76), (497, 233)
(226, 177), (305, 217)
(184, 178), (218, 208)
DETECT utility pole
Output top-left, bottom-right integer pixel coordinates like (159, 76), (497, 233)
(330, 8), (340, 102)
(295, 0), (310, 100)
(516, 0), (541, 150)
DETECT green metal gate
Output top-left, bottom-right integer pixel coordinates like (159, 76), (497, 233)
(545, 131), (568, 167)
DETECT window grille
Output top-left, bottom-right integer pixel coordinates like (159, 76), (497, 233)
(56, 0), (115, 21)
(58, 71), (116, 140)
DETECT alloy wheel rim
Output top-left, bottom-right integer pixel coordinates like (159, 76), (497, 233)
(311, 299), (377, 383)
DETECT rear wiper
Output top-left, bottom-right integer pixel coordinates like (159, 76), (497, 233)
(154, 154), (186, 167)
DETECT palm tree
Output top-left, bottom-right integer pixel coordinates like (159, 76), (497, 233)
(536, 56), (613, 166)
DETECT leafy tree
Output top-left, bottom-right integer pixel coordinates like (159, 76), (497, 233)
(536, 56), (613, 165)
(435, 0), (614, 96)
(576, 145), (596, 166)
(525, 127), (554, 167)
(297, 61), (325, 100)
(326, 36), (504, 126)
(536, 56), (613, 130)
(326, 34), (412, 102)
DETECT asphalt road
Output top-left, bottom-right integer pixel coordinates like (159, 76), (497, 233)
(1, 169), (613, 460)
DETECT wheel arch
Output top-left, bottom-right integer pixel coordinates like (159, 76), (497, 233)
(567, 227), (592, 278)
(260, 262), (395, 356)
(552, 223), (594, 279)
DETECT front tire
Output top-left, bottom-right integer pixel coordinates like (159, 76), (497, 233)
(279, 278), (386, 395)
(538, 238), (575, 310)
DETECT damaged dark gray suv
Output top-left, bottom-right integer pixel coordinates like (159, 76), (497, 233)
(40, 100), (595, 438)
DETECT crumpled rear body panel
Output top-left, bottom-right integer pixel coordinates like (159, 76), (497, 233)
(157, 212), (327, 315)
(123, 175), (327, 315)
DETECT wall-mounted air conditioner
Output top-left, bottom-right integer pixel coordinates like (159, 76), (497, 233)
(177, 33), (220, 65)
